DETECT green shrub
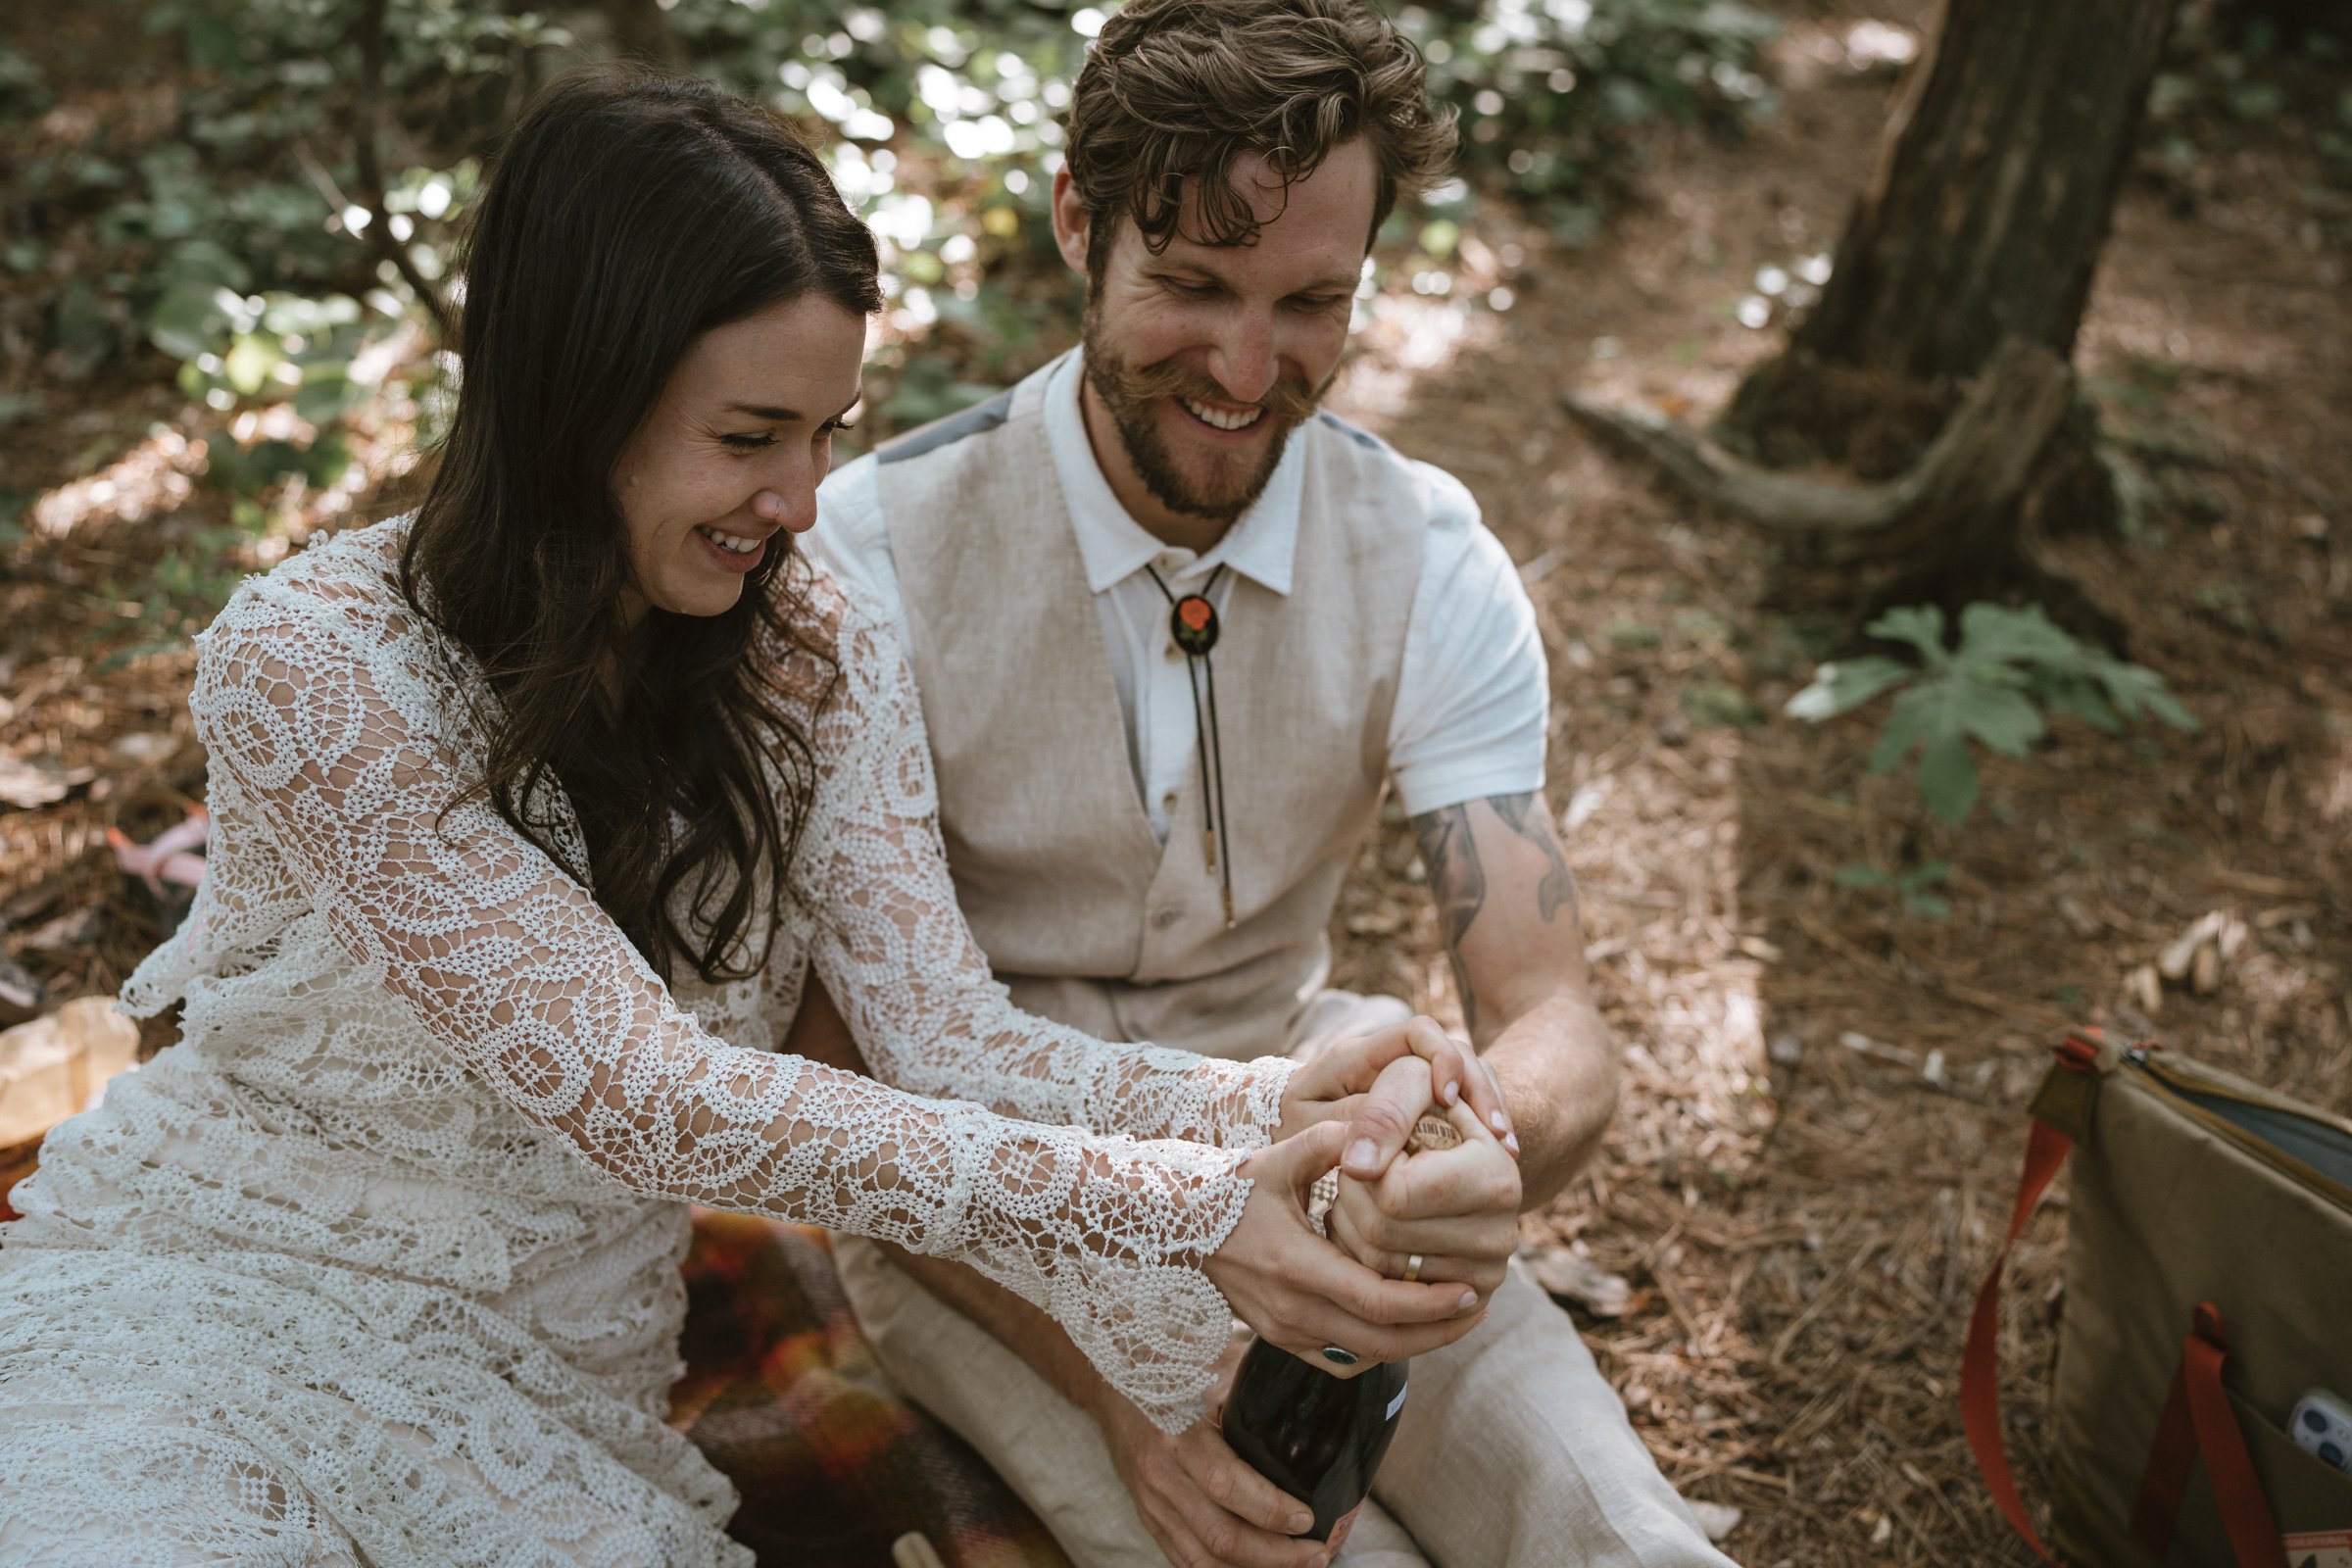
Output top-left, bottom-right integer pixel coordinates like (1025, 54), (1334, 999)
(1787, 604), (2198, 826)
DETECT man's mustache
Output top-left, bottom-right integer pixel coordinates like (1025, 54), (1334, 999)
(1107, 359), (1321, 425)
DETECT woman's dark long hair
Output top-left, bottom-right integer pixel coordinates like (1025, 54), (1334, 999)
(400, 68), (882, 985)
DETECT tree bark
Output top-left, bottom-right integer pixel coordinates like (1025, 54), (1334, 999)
(1722, 0), (2174, 476)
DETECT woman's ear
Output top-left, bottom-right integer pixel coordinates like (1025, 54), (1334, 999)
(1050, 166), (1093, 276)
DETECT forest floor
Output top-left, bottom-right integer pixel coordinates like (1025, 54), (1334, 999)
(6, 2), (2352, 1564)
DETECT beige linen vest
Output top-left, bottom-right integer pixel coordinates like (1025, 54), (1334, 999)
(874, 357), (1423, 1061)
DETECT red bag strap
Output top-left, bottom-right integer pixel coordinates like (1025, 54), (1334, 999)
(2130, 1303), (2285, 1568)
(1964, 1031), (2286, 1568)
(1959, 1032), (2099, 1560)
(2132, 1331), (2204, 1553)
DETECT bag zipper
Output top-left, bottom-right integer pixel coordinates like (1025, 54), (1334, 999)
(2120, 1045), (2352, 1212)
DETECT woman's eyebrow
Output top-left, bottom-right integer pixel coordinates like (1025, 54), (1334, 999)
(724, 402), (804, 421)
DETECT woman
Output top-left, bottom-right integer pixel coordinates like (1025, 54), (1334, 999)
(0, 69), (1500, 1565)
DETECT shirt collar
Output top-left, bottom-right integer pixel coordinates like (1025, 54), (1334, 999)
(1044, 349), (1301, 598)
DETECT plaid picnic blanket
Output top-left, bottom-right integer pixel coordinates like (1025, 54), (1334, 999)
(671, 1208), (1076, 1568)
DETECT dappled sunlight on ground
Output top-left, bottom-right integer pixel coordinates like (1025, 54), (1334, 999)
(29, 425), (203, 539)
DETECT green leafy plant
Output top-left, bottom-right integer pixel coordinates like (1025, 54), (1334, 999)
(1833, 858), (1951, 921)
(7, 0), (1790, 521)
(1403, 0), (1780, 236)
(1787, 603), (2199, 825)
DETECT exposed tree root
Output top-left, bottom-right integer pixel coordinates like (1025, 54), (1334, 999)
(1560, 336), (2071, 564)
(1558, 335), (2129, 646)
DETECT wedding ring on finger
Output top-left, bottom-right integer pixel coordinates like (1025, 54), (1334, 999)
(1401, 1252), (1425, 1284)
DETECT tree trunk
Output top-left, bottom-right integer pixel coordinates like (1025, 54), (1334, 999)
(1722, 0), (2174, 478)
(601, 0), (684, 69)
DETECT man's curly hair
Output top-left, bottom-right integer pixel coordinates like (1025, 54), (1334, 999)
(1062, 0), (1458, 270)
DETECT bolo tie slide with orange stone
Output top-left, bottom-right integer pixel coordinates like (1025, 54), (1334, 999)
(1146, 564), (1236, 928)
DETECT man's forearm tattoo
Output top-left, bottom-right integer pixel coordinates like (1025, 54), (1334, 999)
(1412, 802), (1485, 1037)
(1413, 793), (1580, 1039)
(1487, 791), (1579, 924)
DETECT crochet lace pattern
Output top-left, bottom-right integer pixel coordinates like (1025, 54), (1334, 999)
(0, 518), (1295, 1565)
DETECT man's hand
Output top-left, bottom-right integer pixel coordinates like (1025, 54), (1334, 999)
(1208, 1120), (1489, 1373)
(1275, 1014), (1517, 1159)
(1096, 1351), (1342, 1568)
(1327, 1088), (1520, 1305)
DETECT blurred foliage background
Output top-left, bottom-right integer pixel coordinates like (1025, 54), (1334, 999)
(0, 0), (1788, 624)
(0, 0), (2344, 819)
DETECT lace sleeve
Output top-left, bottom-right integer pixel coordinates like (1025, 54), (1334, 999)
(796, 599), (1295, 1151)
(189, 579), (1249, 1433)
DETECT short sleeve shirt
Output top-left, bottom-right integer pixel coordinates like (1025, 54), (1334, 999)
(809, 351), (1547, 834)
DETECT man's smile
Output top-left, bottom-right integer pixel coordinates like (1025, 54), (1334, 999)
(1177, 396), (1268, 433)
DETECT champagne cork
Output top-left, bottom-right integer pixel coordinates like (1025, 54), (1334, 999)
(1406, 1111), (1462, 1152)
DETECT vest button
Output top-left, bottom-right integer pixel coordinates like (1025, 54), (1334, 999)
(1151, 906), (1183, 930)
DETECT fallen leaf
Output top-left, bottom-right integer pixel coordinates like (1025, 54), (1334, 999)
(22, 906), (103, 953)
(1686, 1500), (1742, 1543)
(1519, 1243), (1635, 1316)
(0, 755), (95, 810)
(0, 955), (41, 1026)
(110, 731), (178, 765)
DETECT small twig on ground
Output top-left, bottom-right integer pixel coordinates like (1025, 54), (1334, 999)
(1770, 1237), (1887, 1369)
(1882, 1188), (1964, 1360)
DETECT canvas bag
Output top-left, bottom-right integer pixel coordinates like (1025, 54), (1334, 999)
(1964, 1028), (2352, 1566)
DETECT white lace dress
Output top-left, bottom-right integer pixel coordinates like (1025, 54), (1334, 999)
(0, 518), (1296, 1567)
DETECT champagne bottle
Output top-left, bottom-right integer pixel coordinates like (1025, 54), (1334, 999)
(1220, 1111), (1460, 1542)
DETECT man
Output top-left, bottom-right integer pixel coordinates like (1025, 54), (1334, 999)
(803, 3), (1736, 1564)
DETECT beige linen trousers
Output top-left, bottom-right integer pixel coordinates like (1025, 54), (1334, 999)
(834, 993), (1737, 1568)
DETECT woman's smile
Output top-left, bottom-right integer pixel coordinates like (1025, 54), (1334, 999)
(693, 521), (773, 571)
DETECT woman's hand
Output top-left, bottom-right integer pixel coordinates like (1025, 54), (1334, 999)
(1202, 1120), (1487, 1376)
(1275, 1015), (1518, 1176)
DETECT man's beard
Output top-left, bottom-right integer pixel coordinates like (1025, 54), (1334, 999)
(1082, 304), (1327, 524)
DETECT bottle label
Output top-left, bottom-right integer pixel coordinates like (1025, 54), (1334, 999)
(1386, 1383), (1409, 1421)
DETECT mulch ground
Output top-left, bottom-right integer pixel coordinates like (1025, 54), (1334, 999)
(6, 2), (2350, 1564)
(1326, 5), (2352, 1562)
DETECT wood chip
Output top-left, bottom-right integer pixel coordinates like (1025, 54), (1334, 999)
(2191, 940), (2223, 996)
(1838, 1030), (1919, 1068)
(2157, 910), (2227, 982)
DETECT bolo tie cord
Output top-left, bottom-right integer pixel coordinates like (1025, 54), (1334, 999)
(1144, 563), (1236, 929)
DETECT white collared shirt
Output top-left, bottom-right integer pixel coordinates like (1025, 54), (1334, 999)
(810, 351), (1546, 839)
